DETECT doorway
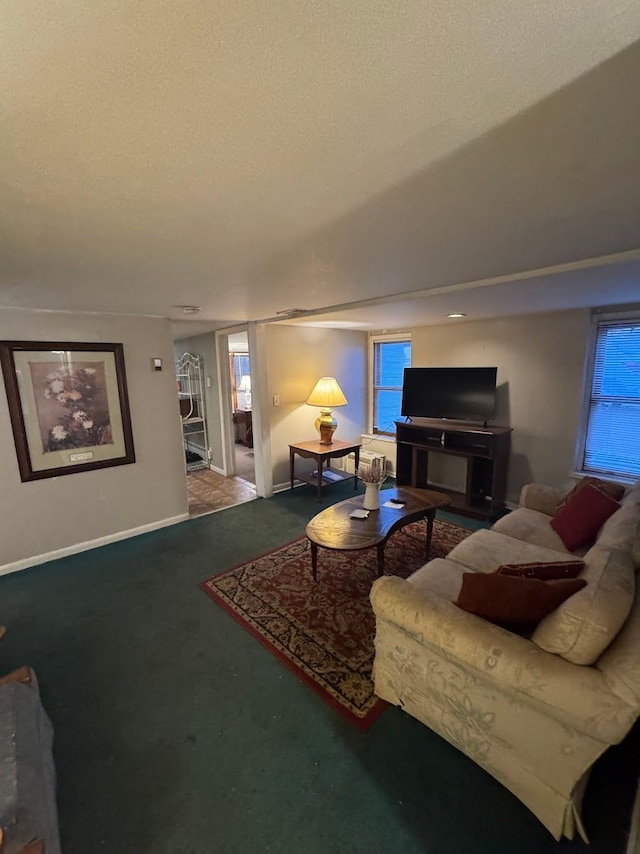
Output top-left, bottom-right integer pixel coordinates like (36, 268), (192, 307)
(174, 330), (257, 518)
(228, 332), (255, 485)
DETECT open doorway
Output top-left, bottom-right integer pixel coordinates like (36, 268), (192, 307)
(228, 332), (255, 486)
(174, 330), (257, 518)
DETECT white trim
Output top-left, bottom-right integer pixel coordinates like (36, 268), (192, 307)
(0, 513), (189, 577)
(210, 464), (225, 475)
(360, 432), (396, 443)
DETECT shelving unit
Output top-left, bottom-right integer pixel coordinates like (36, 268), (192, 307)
(176, 352), (209, 472)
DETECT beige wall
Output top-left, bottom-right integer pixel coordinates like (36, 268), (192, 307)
(265, 325), (368, 486)
(0, 310), (188, 571)
(411, 309), (591, 503)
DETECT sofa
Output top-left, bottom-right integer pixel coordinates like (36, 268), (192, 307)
(0, 667), (60, 854)
(370, 480), (640, 841)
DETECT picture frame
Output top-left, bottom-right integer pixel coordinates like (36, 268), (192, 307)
(0, 341), (136, 482)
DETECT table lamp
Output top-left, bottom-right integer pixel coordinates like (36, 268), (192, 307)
(306, 377), (348, 444)
(238, 375), (252, 410)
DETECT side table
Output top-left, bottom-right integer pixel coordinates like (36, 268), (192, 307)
(289, 439), (361, 501)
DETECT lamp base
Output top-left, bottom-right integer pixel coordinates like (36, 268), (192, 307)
(315, 409), (337, 445)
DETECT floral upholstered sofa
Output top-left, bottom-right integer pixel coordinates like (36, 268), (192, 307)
(370, 480), (640, 841)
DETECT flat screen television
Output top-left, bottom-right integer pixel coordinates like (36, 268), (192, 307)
(401, 367), (497, 423)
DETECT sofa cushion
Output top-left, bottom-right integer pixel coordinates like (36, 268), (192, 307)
(492, 508), (581, 554)
(407, 558), (468, 601)
(496, 560), (584, 580)
(622, 481), (640, 505)
(550, 485), (620, 551)
(455, 572), (587, 633)
(447, 528), (578, 574)
(597, 502), (640, 570)
(532, 546), (635, 665)
(556, 476), (626, 513)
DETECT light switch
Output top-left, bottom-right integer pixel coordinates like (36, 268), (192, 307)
(152, 358), (162, 371)
(273, 394), (280, 406)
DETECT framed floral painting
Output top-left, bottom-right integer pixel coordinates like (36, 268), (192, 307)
(0, 341), (135, 482)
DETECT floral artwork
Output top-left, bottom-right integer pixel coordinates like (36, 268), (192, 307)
(0, 341), (135, 482)
(29, 361), (114, 452)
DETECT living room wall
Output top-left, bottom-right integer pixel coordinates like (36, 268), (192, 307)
(0, 310), (188, 572)
(410, 308), (591, 504)
(265, 324), (368, 488)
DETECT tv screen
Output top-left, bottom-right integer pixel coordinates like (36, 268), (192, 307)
(401, 367), (497, 422)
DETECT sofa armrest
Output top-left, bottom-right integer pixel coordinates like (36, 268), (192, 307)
(519, 483), (565, 516)
(0, 667), (33, 689)
(371, 576), (637, 743)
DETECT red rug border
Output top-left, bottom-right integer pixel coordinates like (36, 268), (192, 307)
(199, 533), (387, 732)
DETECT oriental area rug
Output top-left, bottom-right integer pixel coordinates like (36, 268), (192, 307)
(200, 519), (470, 730)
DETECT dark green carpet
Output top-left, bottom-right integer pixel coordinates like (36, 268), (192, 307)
(0, 480), (637, 853)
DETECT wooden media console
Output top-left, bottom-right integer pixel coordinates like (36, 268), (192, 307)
(395, 419), (512, 520)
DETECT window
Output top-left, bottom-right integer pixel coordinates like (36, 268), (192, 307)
(578, 315), (640, 480)
(229, 352), (250, 411)
(371, 336), (411, 434)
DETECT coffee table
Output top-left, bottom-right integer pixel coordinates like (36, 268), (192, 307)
(305, 487), (451, 581)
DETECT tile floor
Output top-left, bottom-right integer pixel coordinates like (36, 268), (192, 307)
(186, 468), (256, 517)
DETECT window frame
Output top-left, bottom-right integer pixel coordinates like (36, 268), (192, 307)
(574, 309), (640, 483)
(368, 333), (412, 436)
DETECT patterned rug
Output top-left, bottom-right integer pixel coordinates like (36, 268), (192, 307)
(200, 519), (471, 730)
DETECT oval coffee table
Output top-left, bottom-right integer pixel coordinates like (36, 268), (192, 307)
(305, 487), (451, 581)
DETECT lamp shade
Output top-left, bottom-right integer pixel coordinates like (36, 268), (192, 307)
(306, 377), (347, 408)
(238, 375), (251, 392)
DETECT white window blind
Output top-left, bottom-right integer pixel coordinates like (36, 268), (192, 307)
(582, 319), (640, 479)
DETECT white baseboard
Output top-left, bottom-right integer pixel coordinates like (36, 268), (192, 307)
(0, 513), (190, 577)
(273, 480), (300, 493)
(210, 464), (225, 475)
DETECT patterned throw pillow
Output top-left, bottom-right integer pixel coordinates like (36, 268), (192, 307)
(455, 573), (587, 633)
(555, 477), (625, 514)
(496, 560), (584, 580)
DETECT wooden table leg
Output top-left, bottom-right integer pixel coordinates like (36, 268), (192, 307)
(377, 543), (385, 576)
(316, 454), (322, 501)
(289, 449), (295, 490)
(310, 540), (318, 581)
(353, 446), (360, 489)
(425, 509), (435, 560)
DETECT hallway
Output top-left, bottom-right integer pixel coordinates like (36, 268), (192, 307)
(186, 469), (256, 517)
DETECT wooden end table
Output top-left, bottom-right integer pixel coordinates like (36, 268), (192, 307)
(289, 439), (361, 501)
(305, 487), (451, 580)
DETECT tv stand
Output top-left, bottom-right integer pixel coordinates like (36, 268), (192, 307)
(395, 419), (512, 521)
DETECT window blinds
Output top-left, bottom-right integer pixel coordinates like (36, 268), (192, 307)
(583, 320), (640, 478)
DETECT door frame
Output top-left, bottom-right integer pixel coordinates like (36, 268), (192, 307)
(215, 322), (273, 498)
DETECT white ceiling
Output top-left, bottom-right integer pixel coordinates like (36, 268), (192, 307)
(1, 1), (640, 334)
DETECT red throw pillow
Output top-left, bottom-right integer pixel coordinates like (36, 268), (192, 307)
(455, 573), (587, 633)
(550, 484), (620, 551)
(555, 477), (625, 514)
(496, 560), (584, 580)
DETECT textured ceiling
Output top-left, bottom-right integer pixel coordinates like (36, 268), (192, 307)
(1, 1), (640, 330)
